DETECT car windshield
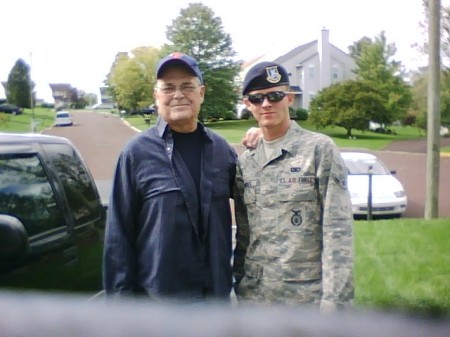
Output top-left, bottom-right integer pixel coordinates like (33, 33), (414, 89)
(57, 112), (69, 118)
(344, 158), (390, 175)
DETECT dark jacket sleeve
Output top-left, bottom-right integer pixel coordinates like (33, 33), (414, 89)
(103, 149), (140, 296)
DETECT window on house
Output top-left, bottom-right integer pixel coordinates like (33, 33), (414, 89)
(332, 66), (339, 81)
(308, 66), (315, 79)
(299, 69), (305, 88)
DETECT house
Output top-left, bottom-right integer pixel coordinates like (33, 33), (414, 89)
(241, 29), (356, 111)
(99, 86), (113, 105)
(1, 82), (9, 99)
(49, 83), (74, 110)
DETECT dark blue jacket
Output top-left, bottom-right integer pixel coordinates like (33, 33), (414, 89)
(103, 118), (237, 301)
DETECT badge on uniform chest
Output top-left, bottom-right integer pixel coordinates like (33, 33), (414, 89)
(291, 209), (303, 226)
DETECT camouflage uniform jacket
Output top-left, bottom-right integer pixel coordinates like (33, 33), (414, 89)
(233, 121), (354, 310)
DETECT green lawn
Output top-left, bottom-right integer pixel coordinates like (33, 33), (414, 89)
(205, 119), (427, 151)
(123, 116), (427, 151)
(354, 218), (450, 317)
(0, 107), (55, 132)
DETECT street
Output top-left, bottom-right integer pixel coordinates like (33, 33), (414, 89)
(44, 111), (450, 218)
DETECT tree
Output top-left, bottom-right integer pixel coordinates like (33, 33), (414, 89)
(349, 32), (412, 123)
(165, 3), (241, 120)
(309, 80), (387, 137)
(107, 47), (160, 112)
(418, 0), (450, 67)
(413, 1), (450, 128)
(6, 59), (34, 108)
(411, 69), (450, 129)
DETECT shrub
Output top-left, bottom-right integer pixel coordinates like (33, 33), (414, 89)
(289, 107), (296, 119)
(295, 108), (309, 121)
(39, 102), (55, 109)
(240, 108), (252, 120)
(403, 112), (417, 126)
(223, 111), (236, 120)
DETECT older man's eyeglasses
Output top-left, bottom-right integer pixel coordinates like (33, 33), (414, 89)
(246, 91), (289, 104)
(157, 84), (199, 96)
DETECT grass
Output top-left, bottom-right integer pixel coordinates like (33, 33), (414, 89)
(122, 116), (426, 150)
(0, 107), (55, 132)
(205, 119), (424, 150)
(205, 119), (260, 143)
(354, 218), (450, 317)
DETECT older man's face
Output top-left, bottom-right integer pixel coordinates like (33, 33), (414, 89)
(154, 65), (204, 132)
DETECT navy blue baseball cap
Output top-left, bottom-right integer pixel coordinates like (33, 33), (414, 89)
(156, 52), (203, 84)
(242, 62), (290, 95)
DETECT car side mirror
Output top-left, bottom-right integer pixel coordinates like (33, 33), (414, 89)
(0, 214), (29, 260)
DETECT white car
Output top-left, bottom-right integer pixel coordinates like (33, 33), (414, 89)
(341, 151), (407, 218)
(54, 110), (73, 127)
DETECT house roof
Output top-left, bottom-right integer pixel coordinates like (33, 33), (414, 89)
(49, 83), (73, 91)
(274, 40), (318, 64)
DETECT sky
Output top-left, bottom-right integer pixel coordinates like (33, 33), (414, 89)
(0, 0), (437, 102)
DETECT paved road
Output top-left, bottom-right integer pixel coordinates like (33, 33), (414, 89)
(44, 111), (450, 218)
(44, 111), (137, 180)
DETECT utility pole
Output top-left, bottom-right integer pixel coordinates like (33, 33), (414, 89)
(425, 0), (441, 219)
(29, 52), (36, 132)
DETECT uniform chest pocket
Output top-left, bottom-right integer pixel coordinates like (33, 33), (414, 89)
(277, 174), (317, 202)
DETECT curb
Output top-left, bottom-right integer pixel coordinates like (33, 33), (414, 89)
(121, 118), (142, 133)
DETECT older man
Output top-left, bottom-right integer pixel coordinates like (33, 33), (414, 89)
(103, 52), (237, 301)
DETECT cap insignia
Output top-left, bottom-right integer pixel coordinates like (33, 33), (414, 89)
(266, 66), (282, 83)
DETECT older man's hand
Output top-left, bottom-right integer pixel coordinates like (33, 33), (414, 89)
(242, 127), (262, 149)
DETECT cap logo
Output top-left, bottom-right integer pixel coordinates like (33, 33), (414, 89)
(171, 52), (183, 59)
(266, 66), (282, 84)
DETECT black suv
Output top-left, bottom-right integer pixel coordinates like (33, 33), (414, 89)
(0, 133), (105, 293)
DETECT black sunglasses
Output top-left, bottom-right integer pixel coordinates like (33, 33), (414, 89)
(246, 91), (289, 104)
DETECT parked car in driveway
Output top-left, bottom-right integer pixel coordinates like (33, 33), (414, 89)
(341, 151), (407, 219)
(0, 132), (105, 293)
(0, 103), (23, 115)
(127, 105), (156, 116)
(54, 110), (73, 126)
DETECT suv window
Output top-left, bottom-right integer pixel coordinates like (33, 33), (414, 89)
(43, 143), (101, 226)
(0, 153), (64, 236)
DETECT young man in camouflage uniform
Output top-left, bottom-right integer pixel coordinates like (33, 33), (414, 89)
(233, 62), (354, 312)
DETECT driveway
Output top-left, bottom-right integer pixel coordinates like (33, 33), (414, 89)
(44, 111), (450, 218)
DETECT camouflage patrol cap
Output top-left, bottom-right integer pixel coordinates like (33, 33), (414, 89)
(242, 62), (290, 95)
